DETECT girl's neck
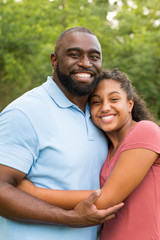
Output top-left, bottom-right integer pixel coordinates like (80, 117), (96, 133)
(107, 120), (137, 161)
(107, 120), (136, 150)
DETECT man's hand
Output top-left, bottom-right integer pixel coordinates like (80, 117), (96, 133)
(69, 189), (124, 227)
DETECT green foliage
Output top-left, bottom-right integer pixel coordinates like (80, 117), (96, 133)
(102, 0), (160, 119)
(0, 0), (160, 120)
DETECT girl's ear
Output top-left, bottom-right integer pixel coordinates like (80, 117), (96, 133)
(51, 53), (58, 69)
(129, 98), (134, 113)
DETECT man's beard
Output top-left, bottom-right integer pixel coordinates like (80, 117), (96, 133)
(56, 64), (101, 97)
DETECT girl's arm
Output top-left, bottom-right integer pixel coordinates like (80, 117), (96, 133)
(18, 148), (158, 210)
(18, 180), (93, 210)
(96, 148), (158, 209)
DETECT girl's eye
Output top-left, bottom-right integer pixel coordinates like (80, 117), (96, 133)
(90, 100), (101, 105)
(111, 98), (119, 102)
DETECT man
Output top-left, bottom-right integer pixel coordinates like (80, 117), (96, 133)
(0, 27), (123, 240)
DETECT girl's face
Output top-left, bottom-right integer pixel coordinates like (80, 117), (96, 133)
(90, 79), (134, 134)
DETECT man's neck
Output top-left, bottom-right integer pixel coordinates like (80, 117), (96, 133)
(52, 76), (88, 113)
(69, 95), (88, 112)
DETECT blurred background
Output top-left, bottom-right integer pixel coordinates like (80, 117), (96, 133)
(1, 0), (160, 120)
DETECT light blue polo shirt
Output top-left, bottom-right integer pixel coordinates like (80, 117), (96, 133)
(0, 77), (108, 240)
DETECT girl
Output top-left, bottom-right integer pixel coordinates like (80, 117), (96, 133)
(19, 69), (160, 239)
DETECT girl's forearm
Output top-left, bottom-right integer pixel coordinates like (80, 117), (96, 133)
(18, 181), (93, 210)
(34, 188), (94, 209)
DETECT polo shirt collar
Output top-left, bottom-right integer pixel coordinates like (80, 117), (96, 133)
(42, 77), (91, 117)
(42, 76), (74, 108)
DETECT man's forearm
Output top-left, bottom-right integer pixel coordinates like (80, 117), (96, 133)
(0, 182), (76, 225)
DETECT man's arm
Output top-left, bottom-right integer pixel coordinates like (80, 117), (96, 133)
(0, 164), (66, 224)
(0, 164), (123, 227)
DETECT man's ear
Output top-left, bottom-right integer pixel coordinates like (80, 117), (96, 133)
(51, 53), (58, 69)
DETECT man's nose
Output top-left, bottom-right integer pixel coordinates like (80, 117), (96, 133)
(78, 55), (92, 68)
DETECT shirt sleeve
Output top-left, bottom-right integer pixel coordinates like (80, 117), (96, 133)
(121, 121), (160, 154)
(0, 108), (39, 173)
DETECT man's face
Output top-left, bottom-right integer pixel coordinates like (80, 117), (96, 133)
(53, 32), (102, 96)
(56, 62), (101, 96)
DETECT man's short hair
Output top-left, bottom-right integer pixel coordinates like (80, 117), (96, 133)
(55, 27), (96, 54)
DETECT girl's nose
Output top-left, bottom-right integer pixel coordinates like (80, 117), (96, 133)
(100, 101), (111, 113)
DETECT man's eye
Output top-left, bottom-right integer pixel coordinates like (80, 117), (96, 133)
(69, 53), (79, 58)
(90, 55), (100, 60)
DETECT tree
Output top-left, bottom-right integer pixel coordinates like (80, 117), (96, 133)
(0, 0), (160, 119)
(101, 0), (160, 119)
